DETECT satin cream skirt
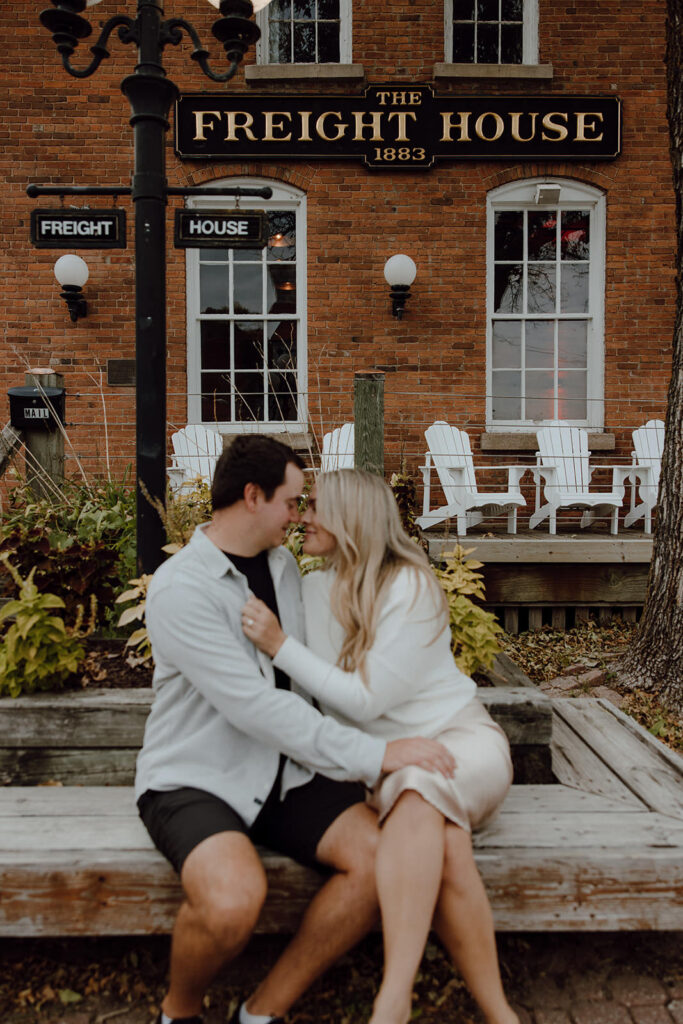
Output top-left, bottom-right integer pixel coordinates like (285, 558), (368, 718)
(367, 697), (513, 832)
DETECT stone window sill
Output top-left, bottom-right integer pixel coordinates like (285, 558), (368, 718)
(433, 63), (554, 80)
(480, 431), (615, 451)
(245, 63), (365, 83)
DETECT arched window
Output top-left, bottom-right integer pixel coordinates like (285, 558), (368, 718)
(486, 178), (605, 429)
(185, 179), (307, 430)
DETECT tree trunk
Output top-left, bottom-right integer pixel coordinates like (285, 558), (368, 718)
(615, 0), (683, 712)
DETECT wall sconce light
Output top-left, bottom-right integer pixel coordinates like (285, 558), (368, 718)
(384, 254), (417, 320)
(535, 183), (562, 205)
(53, 254), (89, 322)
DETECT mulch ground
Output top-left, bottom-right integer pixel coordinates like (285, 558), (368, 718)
(1, 932), (682, 1024)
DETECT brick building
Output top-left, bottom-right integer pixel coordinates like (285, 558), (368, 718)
(0, 0), (675, 498)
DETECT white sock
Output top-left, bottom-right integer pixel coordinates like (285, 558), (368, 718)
(239, 1003), (278, 1024)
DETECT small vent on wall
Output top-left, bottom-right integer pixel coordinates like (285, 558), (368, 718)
(107, 359), (136, 387)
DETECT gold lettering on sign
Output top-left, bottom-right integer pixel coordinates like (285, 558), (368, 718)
(224, 112), (257, 142)
(352, 111), (383, 142)
(575, 112), (604, 142)
(409, 92), (422, 105)
(387, 111), (417, 142)
(541, 112), (569, 141)
(376, 91), (391, 106)
(510, 111), (538, 143)
(193, 110), (221, 142)
(475, 112), (504, 141)
(263, 111), (293, 142)
(298, 111), (313, 142)
(440, 111), (472, 142)
(316, 111), (346, 142)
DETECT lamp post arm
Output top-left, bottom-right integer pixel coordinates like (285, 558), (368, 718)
(163, 18), (240, 82)
(52, 15), (135, 79)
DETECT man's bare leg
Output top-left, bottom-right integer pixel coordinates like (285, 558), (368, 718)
(246, 802), (379, 1017)
(162, 832), (267, 1020)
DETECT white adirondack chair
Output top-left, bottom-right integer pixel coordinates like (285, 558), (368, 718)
(321, 423), (354, 471)
(529, 425), (626, 535)
(415, 421), (526, 535)
(623, 419), (665, 533)
(168, 424), (223, 491)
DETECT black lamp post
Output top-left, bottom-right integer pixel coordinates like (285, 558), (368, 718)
(37, 0), (264, 574)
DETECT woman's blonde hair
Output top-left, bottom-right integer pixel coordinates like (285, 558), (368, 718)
(315, 469), (447, 677)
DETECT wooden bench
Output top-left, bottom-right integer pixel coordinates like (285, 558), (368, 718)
(1, 696), (682, 936)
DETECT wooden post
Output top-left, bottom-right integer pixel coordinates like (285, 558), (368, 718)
(23, 370), (64, 498)
(354, 371), (384, 476)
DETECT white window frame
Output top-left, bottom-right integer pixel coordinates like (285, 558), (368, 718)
(185, 178), (308, 433)
(486, 177), (606, 431)
(444, 0), (538, 64)
(256, 0), (352, 65)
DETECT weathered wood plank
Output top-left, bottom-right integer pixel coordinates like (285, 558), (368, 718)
(0, 748), (138, 787)
(1, 846), (681, 935)
(554, 699), (683, 820)
(483, 564), (649, 605)
(478, 688), (552, 745)
(428, 537), (652, 564)
(551, 712), (645, 807)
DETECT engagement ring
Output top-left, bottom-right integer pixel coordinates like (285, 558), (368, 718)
(246, 618), (254, 626)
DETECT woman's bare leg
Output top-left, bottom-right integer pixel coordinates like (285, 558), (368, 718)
(433, 824), (518, 1024)
(369, 791), (446, 1024)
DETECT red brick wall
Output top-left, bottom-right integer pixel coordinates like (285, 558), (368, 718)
(0, 0), (674, 489)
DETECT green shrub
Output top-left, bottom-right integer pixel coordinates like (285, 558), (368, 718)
(431, 545), (503, 675)
(0, 556), (96, 698)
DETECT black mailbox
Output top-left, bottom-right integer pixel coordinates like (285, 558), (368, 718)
(8, 386), (65, 431)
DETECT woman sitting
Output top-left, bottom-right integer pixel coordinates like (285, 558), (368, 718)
(242, 468), (517, 1024)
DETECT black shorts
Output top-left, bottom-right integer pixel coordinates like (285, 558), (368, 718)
(138, 774), (366, 875)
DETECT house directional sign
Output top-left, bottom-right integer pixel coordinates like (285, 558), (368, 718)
(174, 209), (267, 248)
(175, 85), (621, 170)
(30, 209), (126, 248)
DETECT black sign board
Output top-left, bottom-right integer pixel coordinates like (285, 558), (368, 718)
(30, 209), (126, 248)
(176, 86), (621, 170)
(174, 209), (268, 248)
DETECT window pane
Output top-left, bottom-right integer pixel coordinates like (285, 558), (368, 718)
(200, 265), (229, 314)
(501, 0), (522, 18)
(268, 321), (298, 369)
(492, 370), (521, 420)
(269, 20), (291, 61)
(558, 371), (588, 420)
(453, 0), (475, 16)
(561, 211), (590, 260)
(294, 21), (316, 61)
(234, 265), (263, 315)
(270, 0), (290, 15)
(268, 372), (298, 421)
(268, 265), (297, 314)
(528, 211), (557, 261)
(560, 264), (589, 313)
(495, 264), (523, 313)
(293, 0), (314, 17)
(200, 250), (230, 262)
(525, 320), (554, 368)
(527, 265), (555, 313)
(318, 0), (339, 16)
(501, 22), (522, 62)
(318, 20), (340, 62)
(201, 372), (231, 422)
(234, 373), (264, 422)
(200, 322), (229, 370)
(492, 320), (521, 368)
(477, 0), (499, 19)
(477, 22), (499, 62)
(267, 212), (296, 261)
(234, 321), (263, 370)
(525, 371), (555, 422)
(558, 321), (588, 368)
(452, 22), (474, 61)
(494, 210), (523, 260)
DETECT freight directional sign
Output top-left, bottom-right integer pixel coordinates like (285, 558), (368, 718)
(174, 209), (267, 248)
(30, 209), (126, 248)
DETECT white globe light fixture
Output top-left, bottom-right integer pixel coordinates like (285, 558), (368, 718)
(53, 254), (89, 322)
(206, 0), (274, 8)
(383, 254), (417, 320)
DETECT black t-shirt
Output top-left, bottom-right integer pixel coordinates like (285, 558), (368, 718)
(225, 549), (290, 692)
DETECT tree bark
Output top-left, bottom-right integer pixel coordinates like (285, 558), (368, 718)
(614, 0), (683, 712)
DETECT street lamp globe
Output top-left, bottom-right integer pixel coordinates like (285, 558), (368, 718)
(54, 254), (89, 288)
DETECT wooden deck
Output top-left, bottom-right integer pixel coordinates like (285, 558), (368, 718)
(0, 696), (681, 936)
